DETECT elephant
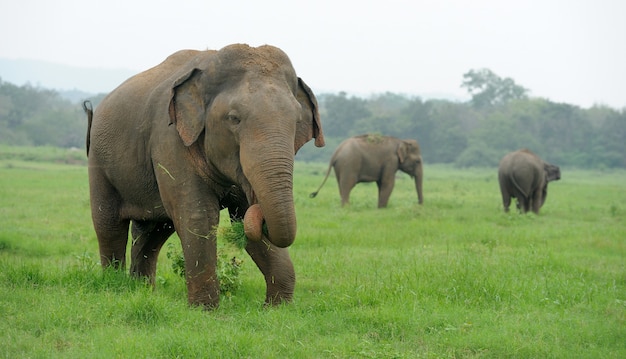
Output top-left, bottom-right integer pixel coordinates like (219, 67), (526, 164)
(310, 134), (423, 208)
(82, 44), (324, 309)
(498, 149), (561, 214)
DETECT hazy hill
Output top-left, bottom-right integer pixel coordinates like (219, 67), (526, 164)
(0, 58), (136, 96)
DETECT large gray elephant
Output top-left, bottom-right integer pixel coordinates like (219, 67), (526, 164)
(310, 134), (423, 208)
(498, 149), (560, 214)
(82, 44), (324, 309)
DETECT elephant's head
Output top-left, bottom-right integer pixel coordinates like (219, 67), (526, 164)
(397, 139), (424, 204)
(544, 163), (561, 182)
(541, 162), (561, 207)
(168, 44), (324, 248)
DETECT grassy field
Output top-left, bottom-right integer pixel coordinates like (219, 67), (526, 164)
(1, 150), (625, 358)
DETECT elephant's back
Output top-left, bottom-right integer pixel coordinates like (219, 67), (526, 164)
(108, 50), (208, 99)
(92, 50), (218, 140)
(340, 135), (395, 152)
(499, 150), (540, 171)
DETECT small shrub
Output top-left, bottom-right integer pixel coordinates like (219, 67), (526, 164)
(217, 253), (243, 298)
(166, 244), (187, 278)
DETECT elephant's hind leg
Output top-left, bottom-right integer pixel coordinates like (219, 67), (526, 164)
(530, 191), (543, 214)
(90, 180), (130, 268)
(337, 174), (357, 207)
(94, 219), (130, 268)
(499, 182), (512, 212)
(520, 197), (532, 213)
(130, 220), (175, 283)
(501, 192), (511, 212)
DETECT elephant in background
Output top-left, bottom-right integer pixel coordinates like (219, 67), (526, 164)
(82, 44), (324, 309)
(498, 149), (561, 213)
(310, 134), (423, 208)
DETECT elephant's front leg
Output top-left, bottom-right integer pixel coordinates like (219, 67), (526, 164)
(377, 176), (396, 208)
(183, 235), (219, 308)
(171, 202), (222, 309)
(221, 186), (294, 305)
(246, 239), (295, 305)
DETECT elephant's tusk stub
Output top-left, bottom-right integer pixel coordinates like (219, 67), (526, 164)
(243, 204), (264, 242)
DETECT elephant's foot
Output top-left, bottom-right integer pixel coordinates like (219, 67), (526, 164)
(264, 288), (294, 307)
(263, 266), (295, 307)
(186, 274), (220, 309)
(188, 291), (220, 310)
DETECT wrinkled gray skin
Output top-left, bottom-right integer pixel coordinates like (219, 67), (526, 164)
(83, 44), (324, 309)
(310, 134), (423, 208)
(498, 149), (561, 214)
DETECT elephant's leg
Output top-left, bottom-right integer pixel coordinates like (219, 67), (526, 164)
(500, 188), (512, 212)
(376, 177), (396, 208)
(89, 175), (130, 268)
(169, 200), (221, 308)
(245, 239), (295, 305)
(531, 191), (542, 214)
(520, 196), (531, 213)
(156, 178), (222, 308)
(336, 172), (357, 207)
(175, 215), (220, 308)
(130, 220), (175, 283)
(222, 189), (294, 305)
(540, 188), (548, 208)
(94, 218), (130, 268)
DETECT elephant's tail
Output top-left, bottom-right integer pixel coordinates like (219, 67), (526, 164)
(309, 162), (334, 198)
(82, 100), (93, 157)
(510, 173), (529, 198)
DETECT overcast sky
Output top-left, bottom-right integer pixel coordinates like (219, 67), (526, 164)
(1, 0), (625, 108)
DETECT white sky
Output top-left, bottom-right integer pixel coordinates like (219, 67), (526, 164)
(1, 0), (625, 108)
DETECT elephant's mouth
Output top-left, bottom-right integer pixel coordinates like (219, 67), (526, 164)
(243, 203), (265, 242)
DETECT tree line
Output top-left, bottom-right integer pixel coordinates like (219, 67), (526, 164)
(1, 69), (624, 169)
(298, 69), (626, 169)
(0, 78), (106, 149)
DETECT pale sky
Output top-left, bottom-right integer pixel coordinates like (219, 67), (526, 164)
(1, 0), (625, 108)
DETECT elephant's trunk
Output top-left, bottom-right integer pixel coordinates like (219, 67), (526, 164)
(415, 163), (424, 204)
(241, 141), (297, 248)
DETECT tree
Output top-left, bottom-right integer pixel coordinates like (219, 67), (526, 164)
(593, 108), (626, 168)
(461, 68), (528, 109)
(0, 78), (89, 147)
(318, 92), (371, 137)
(425, 100), (470, 163)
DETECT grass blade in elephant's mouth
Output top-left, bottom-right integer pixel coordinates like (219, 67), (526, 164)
(218, 221), (248, 249)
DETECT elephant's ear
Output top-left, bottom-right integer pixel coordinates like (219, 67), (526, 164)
(168, 68), (206, 147)
(397, 141), (410, 163)
(294, 77), (325, 154)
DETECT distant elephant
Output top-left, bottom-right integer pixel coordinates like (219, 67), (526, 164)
(82, 44), (324, 309)
(498, 149), (561, 213)
(310, 134), (423, 208)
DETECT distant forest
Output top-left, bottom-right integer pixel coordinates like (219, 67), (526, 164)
(1, 69), (624, 169)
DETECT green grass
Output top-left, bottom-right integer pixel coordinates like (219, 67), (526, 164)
(1, 151), (625, 358)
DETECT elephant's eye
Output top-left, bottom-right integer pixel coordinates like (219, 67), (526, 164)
(226, 110), (240, 124)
